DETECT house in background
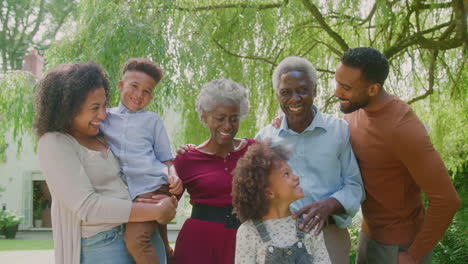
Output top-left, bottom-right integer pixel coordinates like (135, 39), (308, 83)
(0, 133), (48, 230)
(0, 50), (48, 230)
(0, 51), (190, 233)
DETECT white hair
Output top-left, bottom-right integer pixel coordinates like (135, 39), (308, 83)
(195, 78), (250, 125)
(272, 56), (317, 91)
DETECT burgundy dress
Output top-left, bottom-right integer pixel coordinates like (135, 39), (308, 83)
(173, 139), (255, 264)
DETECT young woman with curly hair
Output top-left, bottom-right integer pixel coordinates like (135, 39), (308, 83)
(34, 62), (177, 264)
(232, 140), (331, 264)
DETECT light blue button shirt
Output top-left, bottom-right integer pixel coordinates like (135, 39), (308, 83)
(255, 106), (364, 228)
(101, 103), (173, 200)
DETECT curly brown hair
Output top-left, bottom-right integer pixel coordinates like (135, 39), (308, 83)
(232, 140), (290, 222)
(122, 58), (163, 83)
(34, 62), (110, 137)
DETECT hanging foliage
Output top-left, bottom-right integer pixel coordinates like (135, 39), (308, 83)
(1, 0), (466, 173)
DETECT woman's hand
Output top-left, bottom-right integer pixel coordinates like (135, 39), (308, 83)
(176, 144), (195, 155)
(154, 196), (178, 224)
(130, 195), (177, 224)
(271, 114), (283, 128)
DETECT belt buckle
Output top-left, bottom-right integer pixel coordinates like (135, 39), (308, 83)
(224, 209), (241, 229)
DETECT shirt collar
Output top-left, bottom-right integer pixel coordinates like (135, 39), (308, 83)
(279, 105), (328, 135)
(117, 102), (145, 114)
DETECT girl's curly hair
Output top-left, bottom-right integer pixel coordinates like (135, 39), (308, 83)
(232, 140), (289, 222)
(34, 62), (110, 137)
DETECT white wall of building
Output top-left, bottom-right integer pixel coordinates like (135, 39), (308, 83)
(0, 132), (41, 229)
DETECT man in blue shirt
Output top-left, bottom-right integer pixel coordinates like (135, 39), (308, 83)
(256, 56), (364, 264)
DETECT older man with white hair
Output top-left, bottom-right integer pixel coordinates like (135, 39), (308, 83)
(256, 56), (364, 264)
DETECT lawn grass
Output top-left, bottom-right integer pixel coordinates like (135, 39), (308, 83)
(0, 240), (54, 251)
(0, 240), (173, 251)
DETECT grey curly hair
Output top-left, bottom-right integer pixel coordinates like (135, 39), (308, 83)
(195, 78), (250, 125)
(272, 56), (317, 91)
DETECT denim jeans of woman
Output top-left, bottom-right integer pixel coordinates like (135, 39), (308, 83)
(80, 225), (166, 264)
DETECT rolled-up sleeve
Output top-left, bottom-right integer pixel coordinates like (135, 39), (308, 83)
(152, 115), (174, 162)
(330, 129), (365, 227)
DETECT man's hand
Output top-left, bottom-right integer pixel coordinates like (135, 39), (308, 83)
(398, 252), (417, 264)
(176, 144), (195, 155)
(292, 197), (344, 235)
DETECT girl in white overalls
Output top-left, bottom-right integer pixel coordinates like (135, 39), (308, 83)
(232, 141), (331, 264)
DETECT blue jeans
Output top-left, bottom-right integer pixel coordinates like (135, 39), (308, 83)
(80, 225), (166, 264)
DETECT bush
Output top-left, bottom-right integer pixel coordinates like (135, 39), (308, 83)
(0, 209), (24, 228)
(433, 208), (468, 263)
(433, 171), (468, 264)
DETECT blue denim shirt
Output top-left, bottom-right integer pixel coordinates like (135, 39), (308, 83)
(101, 103), (173, 200)
(255, 106), (364, 228)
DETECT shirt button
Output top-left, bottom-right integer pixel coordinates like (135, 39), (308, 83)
(268, 246), (274, 253)
(224, 168), (228, 171)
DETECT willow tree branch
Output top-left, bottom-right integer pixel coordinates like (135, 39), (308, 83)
(213, 37), (333, 76)
(212, 38), (277, 65)
(406, 53), (436, 105)
(174, 0), (289, 12)
(316, 68), (335, 74)
(28, 0), (46, 41)
(44, 5), (74, 43)
(312, 38), (342, 57)
(394, 2), (415, 44)
(388, 0), (466, 58)
(359, 2), (377, 26)
(300, 0), (349, 52)
(299, 41), (318, 57)
(450, 52), (466, 97)
(384, 21), (454, 58)
(407, 10), (456, 105)
(416, 2), (452, 9)
(323, 95), (338, 113)
(452, 0), (467, 44)
(327, 12), (362, 22)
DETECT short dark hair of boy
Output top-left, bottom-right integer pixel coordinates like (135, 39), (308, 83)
(340, 47), (389, 85)
(122, 58), (163, 83)
(34, 62), (110, 137)
(232, 140), (290, 222)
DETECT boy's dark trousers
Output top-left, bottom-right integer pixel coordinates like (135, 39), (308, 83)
(124, 185), (173, 264)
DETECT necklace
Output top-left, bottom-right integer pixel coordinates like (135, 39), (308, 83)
(197, 138), (246, 157)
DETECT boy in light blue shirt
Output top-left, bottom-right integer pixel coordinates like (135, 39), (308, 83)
(101, 58), (182, 264)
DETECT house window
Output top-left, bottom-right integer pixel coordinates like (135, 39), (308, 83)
(32, 180), (52, 228)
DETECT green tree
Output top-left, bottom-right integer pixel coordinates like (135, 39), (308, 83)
(1, 0), (466, 170)
(43, 0), (466, 172)
(0, 0), (78, 71)
(1, 0), (466, 261)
